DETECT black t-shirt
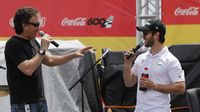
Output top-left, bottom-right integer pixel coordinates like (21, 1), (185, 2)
(4, 36), (44, 104)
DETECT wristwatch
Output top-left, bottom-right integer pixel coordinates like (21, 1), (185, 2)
(38, 49), (46, 55)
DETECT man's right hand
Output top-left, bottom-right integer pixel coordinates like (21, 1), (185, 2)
(40, 34), (51, 50)
(124, 50), (135, 65)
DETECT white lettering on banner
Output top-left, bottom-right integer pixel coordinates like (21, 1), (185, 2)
(9, 17), (46, 27)
(9, 17), (14, 27)
(61, 17), (87, 26)
(174, 7), (199, 16)
(38, 17), (46, 27)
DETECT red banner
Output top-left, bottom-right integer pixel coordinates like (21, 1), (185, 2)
(0, 0), (136, 37)
(162, 0), (200, 24)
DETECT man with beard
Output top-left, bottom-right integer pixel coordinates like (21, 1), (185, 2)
(123, 19), (185, 112)
(4, 7), (92, 112)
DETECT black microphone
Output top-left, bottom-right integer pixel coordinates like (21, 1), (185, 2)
(39, 31), (59, 47)
(0, 65), (6, 70)
(133, 41), (144, 53)
(126, 41), (144, 59)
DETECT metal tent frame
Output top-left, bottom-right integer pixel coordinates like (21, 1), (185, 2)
(136, 0), (161, 44)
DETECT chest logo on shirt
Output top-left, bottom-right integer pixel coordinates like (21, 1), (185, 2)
(157, 63), (162, 66)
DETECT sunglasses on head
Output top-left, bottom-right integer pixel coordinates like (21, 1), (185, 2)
(27, 22), (40, 27)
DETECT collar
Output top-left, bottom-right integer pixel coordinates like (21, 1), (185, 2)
(147, 46), (168, 57)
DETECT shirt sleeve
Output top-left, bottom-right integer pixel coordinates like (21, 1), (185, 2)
(5, 41), (28, 67)
(131, 57), (139, 77)
(168, 59), (185, 82)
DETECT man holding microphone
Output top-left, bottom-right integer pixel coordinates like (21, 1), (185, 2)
(5, 7), (92, 112)
(123, 19), (185, 112)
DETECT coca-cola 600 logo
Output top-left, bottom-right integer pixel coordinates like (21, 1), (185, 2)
(174, 7), (199, 16)
(61, 15), (115, 28)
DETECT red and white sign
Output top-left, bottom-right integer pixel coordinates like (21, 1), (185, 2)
(162, 0), (200, 24)
(0, 0), (136, 37)
(174, 7), (199, 16)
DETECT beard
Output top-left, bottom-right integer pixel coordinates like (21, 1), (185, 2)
(145, 37), (154, 47)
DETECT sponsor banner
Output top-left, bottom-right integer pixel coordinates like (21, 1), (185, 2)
(162, 0), (200, 24)
(0, 0), (136, 37)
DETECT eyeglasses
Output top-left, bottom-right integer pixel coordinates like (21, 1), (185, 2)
(27, 22), (40, 27)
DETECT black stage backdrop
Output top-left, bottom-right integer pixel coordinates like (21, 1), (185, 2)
(169, 44), (200, 112)
(100, 51), (136, 112)
(78, 51), (103, 112)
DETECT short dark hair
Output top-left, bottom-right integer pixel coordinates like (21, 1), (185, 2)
(152, 31), (165, 44)
(13, 7), (39, 34)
